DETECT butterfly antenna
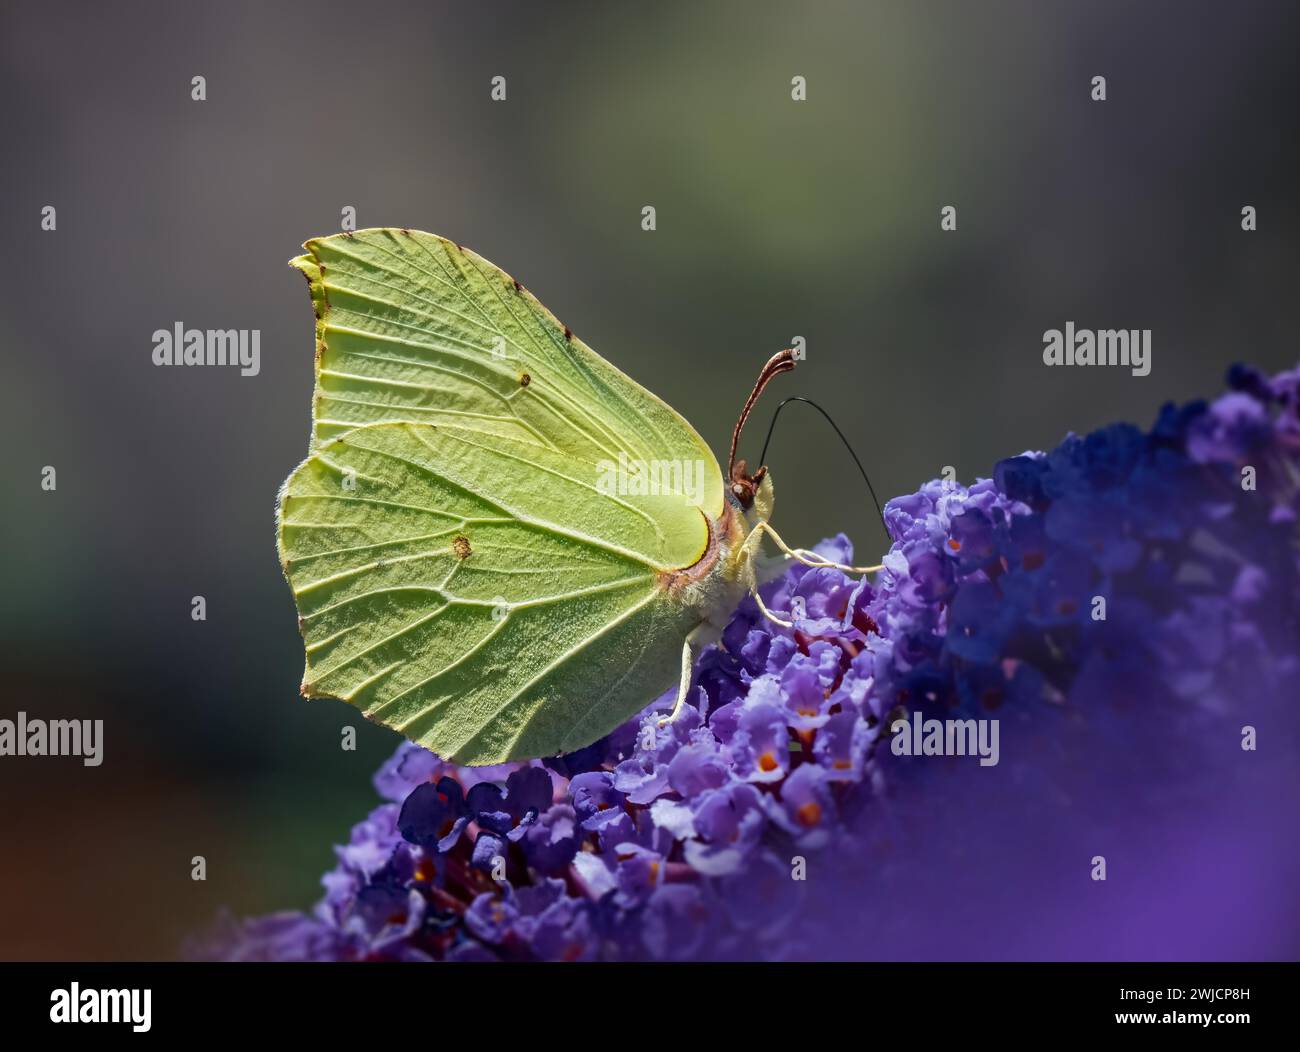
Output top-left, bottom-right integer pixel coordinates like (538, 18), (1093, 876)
(728, 349), (798, 507)
(758, 395), (889, 540)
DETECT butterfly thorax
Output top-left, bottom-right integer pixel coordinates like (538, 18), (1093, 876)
(658, 473), (774, 636)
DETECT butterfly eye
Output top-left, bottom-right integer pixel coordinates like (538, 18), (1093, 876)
(730, 477), (756, 509)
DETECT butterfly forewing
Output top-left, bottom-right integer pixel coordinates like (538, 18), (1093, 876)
(294, 228), (723, 518)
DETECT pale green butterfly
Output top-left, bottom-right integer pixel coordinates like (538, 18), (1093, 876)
(276, 228), (878, 764)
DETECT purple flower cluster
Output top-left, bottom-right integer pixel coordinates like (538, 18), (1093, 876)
(873, 363), (1298, 728)
(192, 364), (1300, 961)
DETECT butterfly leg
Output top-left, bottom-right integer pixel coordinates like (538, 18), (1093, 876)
(751, 588), (793, 629)
(658, 623), (711, 727)
(753, 520), (884, 575)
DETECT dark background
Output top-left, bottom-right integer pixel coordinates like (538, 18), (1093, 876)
(1, 0), (1296, 958)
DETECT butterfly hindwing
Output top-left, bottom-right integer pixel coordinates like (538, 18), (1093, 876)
(277, 421), (704, 763)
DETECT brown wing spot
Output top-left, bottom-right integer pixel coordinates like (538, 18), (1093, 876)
(519, 372), (531, 387)
(564, 326), (573, 342)
(512, 279), (522, 292)
(452, 535), (473, 560)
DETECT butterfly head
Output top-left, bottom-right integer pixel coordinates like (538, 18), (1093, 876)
(728, 458), (774, 524)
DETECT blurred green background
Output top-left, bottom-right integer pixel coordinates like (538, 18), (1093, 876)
(1, 0), (1296, 957)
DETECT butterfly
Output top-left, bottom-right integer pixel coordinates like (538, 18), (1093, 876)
(276, 229), (877, 764)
